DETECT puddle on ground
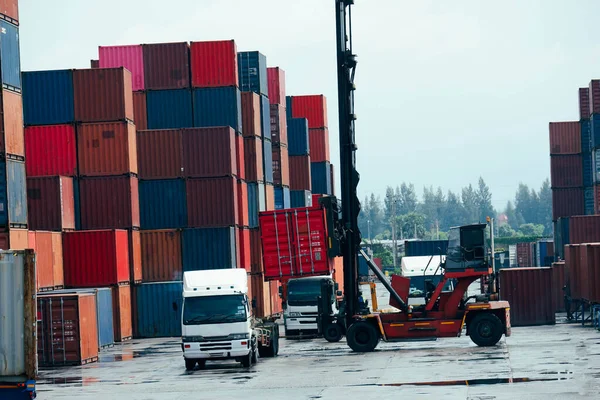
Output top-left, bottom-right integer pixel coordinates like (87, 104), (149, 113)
(357, 377), (569, 387)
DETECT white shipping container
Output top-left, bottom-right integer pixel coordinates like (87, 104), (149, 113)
(509, 245), (517, 268)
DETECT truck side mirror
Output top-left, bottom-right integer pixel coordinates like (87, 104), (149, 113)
(336, 290), (342, 297)
(251, 298), (257, 309)
(278, 286), (283, 298)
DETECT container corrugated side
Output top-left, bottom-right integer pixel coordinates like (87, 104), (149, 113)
(0, 159), (28, 228)
(112, 285), (132, 342)
(191, 40), (238, 88)
(267, 67), (285, 105)
(182, 227), (237, 271)
(79, 176), (140, 229)
(564, 244), (580, 298)
(290, 190), (312, 208)
(133, 91), (147, 130)
(291, 95), (327, 129)
(580, 87), (590, 120)
(591, 114), (600, 149)
(247, 183), (264, 229)
(583, 152), (593, 187)
(238, 51), (267, 95)
(584, 187), (594, 215)
(581, 119), (591, 153)
(0, 228), (28, 250)
(249, 228), (262, 273)
(235, 133), (245, 180)
(139, 179), (187, 229)
(34, 232), (53, 291)
(1, 89), (24, 156)
(405, 240), (449, 257)
(549, 121), (581, 154)
(25, 125), (77, 177)
(551, 262), (568, 312)
(137, 129), (183, 180)
(243, 136), (263, 182)
(186, 177), (238, 228)
(552, 188), (584, 220)
(239, 227), (251, 271)
(270, 104), (287, 145)
(182, 127), (237, 177)
(568, 215), (600, 244)
(308, 128), (330, 163)
(134, 282), (183, 338)
(237, 180), (249, 228)
(289, 155), (311, 191)
(263, 138), (273, 183)
(146, 89), (193, 129)
(22, 70), (74, 126)
(140, 230), (182, 282)
(27, 176), (75, 231)
(0, 20), (21, 91)
(272, 145), (290, 187)
(288, 118), (309, 156)
(142, 42), (190, 90)
(192, 87), (242, 132)
(590, 80), (600, 115)
(550, 154), (583, 188)
(274, 187), (291, 210)
(99, 45), (145, 91)
(241, 92), (261, 138)
(128, 230), (142, 284)
(0, 0), (18, 22)
(311, 161), (332, 195)
(260, 95), (270, 139)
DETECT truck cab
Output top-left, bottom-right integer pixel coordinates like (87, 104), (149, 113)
(181, 269), (258, 370)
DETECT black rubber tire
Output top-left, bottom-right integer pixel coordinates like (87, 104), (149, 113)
(285, 329), (299, 338)
(197, 360), (206, 370)
(185, 359), (196, 371)
(273, 326), (280, 356)
(346, 321), (380, 352)
(240, 351), (252, 368)
(251, 347), (259, 364)
(323, 323), (343, 343)
(469, 313), (504, 347)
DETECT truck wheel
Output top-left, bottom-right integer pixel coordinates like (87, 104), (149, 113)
(346, 321), (380, 352)
(285, 329), (298, 338)
(251, 347), (259, 364)
(324, 323), (343, 343)
(197, 360), (206, 370)
(185, 359), (196, 371)
(241, 351), (252, 368)
(273, 328), (280, 356)
(469, 313), (503, 347)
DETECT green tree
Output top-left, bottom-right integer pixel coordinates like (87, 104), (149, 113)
(399, 182), (418, 214)
(476, 177), (495, 222)
(396, 212), (427, 239)
(503, 200), (523, 230)
(515, 183), (535, 224)
(498, 224), (516, 237)
(518, 223), (545, 236)
(443, 190), (465, 230)
(462, 184), (478, 223)
(537, 179), (552, 234)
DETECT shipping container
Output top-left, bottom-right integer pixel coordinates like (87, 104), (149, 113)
(579, 87), (590, 120)
(77, 121), (137, 176)
(22, 70), (74, 126)
(590, 80), (600, 115)
(182, 227), (237, 271)
(243, 136), (264, 182)
(265, 182), (275, 211)
(592, 114), (600, 149)
(128, 229), (142, 284)
(260, 95), (270, 139)
(137, 129), (183, 180)
(142, 42), (190, 90)
(583, 152), (593, 187)
(238, 51), (267, 95)
(311, 161), (332, 195)
(99, 45), (145, 91)
(112, 285), (132, 342)
(289, 155), (311, 191)
(247, 182), (265, 228)
(552, 188), (584, 220)
(274, 186), (291, 210)
(25, 125), (77, 177)
(568, 215), (600, 245)
(535, 240), (554, 267)
(249, 273), (271, 318)
(267, 67), (285, 105)
(290, 190), (312, 208)
(0, 159), (27, 228)
(239, 227), (251, 271)
(404, 240), (449, 257)
(192, 87), (242, 132)
(499, 268), (555, 327)
(549, 121), (581, 154)
(79, 175), (140, 229)
(186, 177), (238, 228)
(330, 164), (336, 196)
(0, 20), (20, 91)
(241, 92), (261, 138)
(288, 118), (309, 156)
(581, 119), (591, 153)
(37, 293), (99, 366)
(73, 68), (134, 123)
(139, 179), (187, 229)
(309, 128), (330, 163)
(90, 59), (99, 68)
(27, 176), (75, 231)
(270, 104), (287, 145)
(33, 231), (54, 291)
(0, 0), (18, 22)
(182, 127), (237, 177)
(237, 180), (249, 227)
(564, 244), (580, 298)
(595, 185), (600, 215)
(272, 145), (290, 186)
(133, 282), (183, 338)
(270, 280), (283, 314)
(146, 89), (193, 129)
(593, 150), (600, 183)
(551, 262), (568, 312)
(190, 40), (238, 88)
(1, 89), (24, 156)
(235, 133), (245, 181)
(0, 227), (27, 249)
(291, 95), (327, 129)
(550, 154), (583, 188)
(132, 91), (147, 130)
(263, 138), (274, 183)
(516, 242), (534, 268)
(63, 230), (130, 287)
(578, 243), (599, 302)
(584, 186), (595, 215)
(286, 96), (293, 120)
(140, 230), (182, 282)
(249, 229), (262, 273)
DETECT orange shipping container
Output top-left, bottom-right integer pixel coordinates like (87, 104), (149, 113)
(238, 227), (251, 272)
(129, 230), (142, 284)
(332, 256), (344, 295)
(1, 89), (24, 157)
(112, 285), (133, 342)
(236, 134), (245, 180)
(272, 145), (290, 186)
(270, 281), (282, 314)
(133, 91), (147, 130)
(35, 231), (54, 291)
(0, 227), (28, 250)
(265, 183), (275, 211)
(250, 273), (271, 318)
(51, 232), (64, 289)
(237, 180), (249, 227)
(77, 121), (138, 176)
(140, 229), (183, 282)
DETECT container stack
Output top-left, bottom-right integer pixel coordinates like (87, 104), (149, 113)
(578, 87), (594, 214)
(287, 111), (312, 207)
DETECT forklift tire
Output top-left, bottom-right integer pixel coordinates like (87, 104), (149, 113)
(469, 313), (504, 347)
(346, 321), (380, 352)
(185, 359), (196, 371)
(323, 323), (343, 343)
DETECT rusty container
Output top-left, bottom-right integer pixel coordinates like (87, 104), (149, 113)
(237, 180), (249, 228)
(143, 42), (190, 90)
(112, 284), (133, 342)
(272, 145), (290, 186)
(77, 121), (137, 176)
(140, 229), (182, 282)
(0, 227), (27, 249)
(289, 155), (311, 190)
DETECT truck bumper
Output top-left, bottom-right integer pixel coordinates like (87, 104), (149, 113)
(286, 317), (318, 332)
(182, 340), (250, 360)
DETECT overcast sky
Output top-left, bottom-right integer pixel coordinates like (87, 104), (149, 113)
(19, 1), (600, 209)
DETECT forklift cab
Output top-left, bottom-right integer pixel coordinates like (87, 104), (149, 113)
(444, 224), (489, 272)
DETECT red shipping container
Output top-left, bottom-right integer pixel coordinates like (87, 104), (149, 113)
(595, 185), (600, 215)
(90, 59), (99, 68)
(578, 243), (596, 302)
(1, 89), (24, 157)
(140, 229), (182, 282)
(182, 127), (237, 178)
(73, 68), (134, 123)
(579, 87), (590, 120)
(265, 183), (275, 211)
(590, 80), (600, 115)
(270, 280), (282, 314)
(133, 91), (148, 130)
(190, 40), (238, 88)
(267, 67), (285, 105)
(292, 95), (327, 129)
(309, 128), (330, 162)
(237, 179), (249, 227)
(112, 285), (133, 342)
(259, 207), (331, 280)
(137, 129), (183, 180)
(0, 0), (18, 22)
(143, 42), (190, 90)
(270, 104), (287, 145)
(552, 188), (584, 220)
(77, 121), (138, 176)
(129, 230), (142, 284)
(25, 125), (77, 177)
(79, 176), (140, 229)
(0, 228), (27, 250)
(235, 134), (245, 180)
(289, 155), (311, 190)
(99, 45), (145, 91)
(516, 242), (533, 267)
(27, 176), (75, 231)
(244, 136), (263, 182)
(63, 230), (130, 287)
(564, 244), (581, 299)
(569, 215), (600, 244)
(499, 268), (555, 327)
(238, 227), (251, 272)
(241, 92), (261, 138)
(550, 155), (583, 188)
(186, 177), (238, 227)
(272, 145), (290, 186)
(250, 228), (262, 273)
(551, 262), (568, 312)
(548, 122), (581, 155)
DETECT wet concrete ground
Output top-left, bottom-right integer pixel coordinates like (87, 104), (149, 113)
(36, 319), (600, 400)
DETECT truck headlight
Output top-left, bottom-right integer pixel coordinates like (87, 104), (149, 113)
(288, 312), (301, 317)
(230, 333), (249, 340)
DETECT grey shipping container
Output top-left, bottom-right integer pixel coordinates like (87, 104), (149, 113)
(248, 182), (266, 229)
(0, 159), (28, 228)
(0, 20), (21, 91)
(290, 190), (312, 208)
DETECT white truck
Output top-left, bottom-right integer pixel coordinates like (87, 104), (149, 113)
(181, 269), (279, 371)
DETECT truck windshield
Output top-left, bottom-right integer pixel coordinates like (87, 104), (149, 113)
(287, 280), (324, 306)
(183, 294), (247, 325)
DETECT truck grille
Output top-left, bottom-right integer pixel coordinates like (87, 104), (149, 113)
(200, 342), (232, 351)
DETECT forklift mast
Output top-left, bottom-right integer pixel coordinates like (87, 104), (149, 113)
(335, 0), (361, 325)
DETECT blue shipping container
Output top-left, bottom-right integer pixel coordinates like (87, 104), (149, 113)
(0, 20), (21, 91)
(0, 159), (27, 227)
(404, 240), (449, 257)
(288, 118), (310, 156)
(22, 70), (74, 125)
(182, 227), (237, 271)
(139, 179), (187, 229)
(247, 182), (266, 228)
(581, 119), (591, 153)
(260, 94), (270, 138)
(584, 187), (595, 215)
(134, 282), (183, 338)
(263, 138), (273, 183)
(290, 190), (312, 208)
(358, 253), (369, 277)
(238, 51), (268, 96)
(591, 114), (600, 149)
(286, 96), (293, 121)
(583, 152), (593, 187)
(274, 186), (291, 210)
(310, 161), (332, 195)
(193, 87), (242, 132)
(147, 89), (193, 129)
(73, 178), (81, 230)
